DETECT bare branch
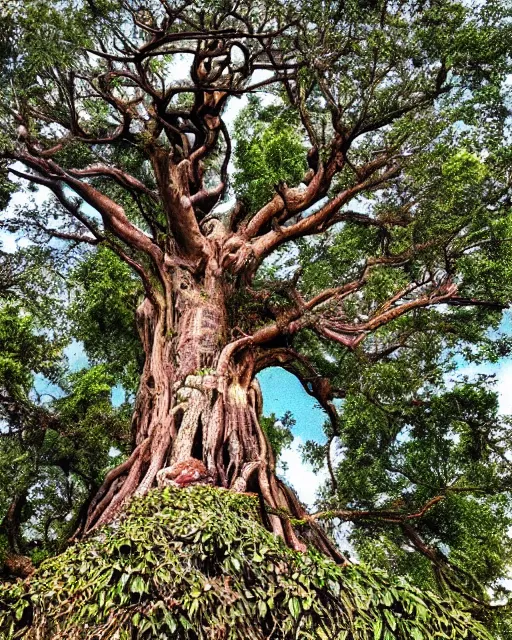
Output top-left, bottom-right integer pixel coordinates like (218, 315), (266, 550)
(310, 495), (445, 524)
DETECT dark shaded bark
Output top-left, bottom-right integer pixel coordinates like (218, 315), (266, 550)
(1, 492), (34, 579)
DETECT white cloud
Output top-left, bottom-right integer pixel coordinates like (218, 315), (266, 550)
(457, 359), (512, 416)
(0, 232), (17, 252)
(494, 361), (512, 415)
(277, 437), (328, 508)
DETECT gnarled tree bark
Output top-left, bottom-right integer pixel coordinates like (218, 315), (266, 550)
(81, 247), (344, 561)
(1, 492), (34, 579)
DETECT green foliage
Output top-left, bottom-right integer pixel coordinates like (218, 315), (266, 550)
(0, 164), (18, 211)
(68, 247), (143, 392)
(260, 411), (295, 466)
(234, 99), (307, 212)
(302, 345), (512, 631)
(50, 365), (131, 479)
(0, 246), (66, 329)
(0, 248), (130, 566)
(1, 0), (118, 83)
(0, 485), (491, 640)
(0, 358), (130, 561)
(0, 303), (61, 407)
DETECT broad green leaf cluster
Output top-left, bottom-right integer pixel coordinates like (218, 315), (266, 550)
(0, 485), (491, 640)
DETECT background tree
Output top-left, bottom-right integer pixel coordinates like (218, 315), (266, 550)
(0, 247), (132, 578)
(1, 0), (512, 635)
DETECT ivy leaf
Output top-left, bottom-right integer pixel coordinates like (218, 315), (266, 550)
(130, 576), (147, 595)
(288, 597), (301, 619)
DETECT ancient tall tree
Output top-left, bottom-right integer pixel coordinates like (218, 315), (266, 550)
(1, 0), (511, 560)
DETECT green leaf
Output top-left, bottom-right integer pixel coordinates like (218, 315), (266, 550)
(288, 597), (301, 619)
(130, 575), (147, 595)
(383, 610), (397, 631)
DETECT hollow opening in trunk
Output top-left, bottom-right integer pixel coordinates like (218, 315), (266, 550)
(246, 472), (259, 495)
(191, 416), (203, 461)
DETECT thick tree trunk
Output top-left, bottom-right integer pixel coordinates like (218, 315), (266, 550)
(1, 491), (34, 579)
(82, 263), (343, 561)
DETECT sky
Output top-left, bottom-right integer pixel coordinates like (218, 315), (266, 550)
(258, 368), (329, 506)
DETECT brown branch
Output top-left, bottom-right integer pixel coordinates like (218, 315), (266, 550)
(310, 495), (445, 524)
(149, 150), (208, 263)
(8, 167), (105, 245)
(35, 227), (99, 246)
(314, 281), (460, 349)
(444, 297), (506, 310)
(15, 153), (164, 268)
(243, 161), (327, 240)
(326, 435), (339, 493)
(362, 336), (412, 362)
(249, 161), (400, 267)
(227, 267), (502, 378)
(67, 165), (159, 202)
(305, 279), (366, 311)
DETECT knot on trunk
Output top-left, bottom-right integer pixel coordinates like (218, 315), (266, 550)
(157, 458), (214, 489)
(220, 236), (254, 273)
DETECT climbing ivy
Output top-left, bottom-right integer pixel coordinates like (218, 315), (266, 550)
(0, 486), (490, 639)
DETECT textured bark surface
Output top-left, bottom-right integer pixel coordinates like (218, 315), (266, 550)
(82, 247), (343, 561)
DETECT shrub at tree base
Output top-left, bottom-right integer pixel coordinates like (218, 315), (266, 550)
(0, 486), (489, 640)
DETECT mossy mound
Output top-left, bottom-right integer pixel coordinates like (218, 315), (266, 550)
(0, 486), (489, 639)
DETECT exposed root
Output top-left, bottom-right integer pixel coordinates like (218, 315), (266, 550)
(80, 309), (344, 562)
(83, 437), (151, 532)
